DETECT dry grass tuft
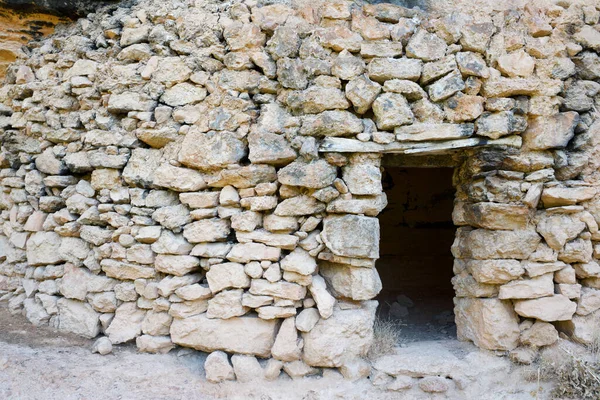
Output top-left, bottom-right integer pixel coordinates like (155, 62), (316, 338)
(368, 317), (401, 360)
(552, 348), (600, 400)
(523, 338), (600, 400)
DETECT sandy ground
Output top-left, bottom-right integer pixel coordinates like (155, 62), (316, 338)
(0, 303), (555, 400)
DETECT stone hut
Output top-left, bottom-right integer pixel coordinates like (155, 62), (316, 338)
(1, 0), (599, 382)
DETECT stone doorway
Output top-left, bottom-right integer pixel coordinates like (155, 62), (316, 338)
(376, 165), (457, 342)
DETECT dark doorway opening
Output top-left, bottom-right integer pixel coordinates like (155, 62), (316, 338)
(376, 167), (457, 343)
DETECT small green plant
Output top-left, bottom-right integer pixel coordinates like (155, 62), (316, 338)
(367, 317), (401, 360)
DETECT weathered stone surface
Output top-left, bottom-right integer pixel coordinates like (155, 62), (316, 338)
(123, 148), (162, 188)
(406, 29), (447, 61)
(206, 263), (250, 293)
(287, 86), (349, 114)
(274, 196), (326, 216)
(280, 248), (316, 276)
(576, 287), (600, 316)
(57, 298), (100, 339)
(467, 259), (524, 284)
(155, 255), (200, 276)
(428, 70), (465, 102)
(454, 298), (520, 351)
(345, 75), (382, 114)
(536, 213), (586, 250)
(497, 50), (535, 78)
(372, 93), (413, 130)
(498, 273), (554, 300)
(459, 203), (531, 230)
(207, 289), (248, 319)
(541, 187), (596, 208)
(302, 301), (376, 367)
(395, 123), (473, 142)
(248, 131), (297, 165)
(105, 302), (146, 344)
(367, 58), (422, 82)
(300, 111), (363, 137)
(277, 159), (337, 189)
(179, 131), (246, 171)
(26, 231), (63, 266)
(322, 215), (379, 259)
(520, 321), (558, 347)
(271, 317), (302, 362)
(514, 295), (577, 321)
(161, 83), (207, 107)
(452, 229), (541, 260)
(296, 308), (320, 332)
(342, 154), (382, 195)
(205, 351), (235, 383)
(249, 279), (306, 301)
(170, 314), (278, 357)
(153, 164), (206, 192)
(522, 112), (579, 150)
(183, 219), (230, 243)
(319, 261), (382, 301)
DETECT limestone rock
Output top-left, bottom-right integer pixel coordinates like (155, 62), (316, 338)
(520, 321), (558, 347)
(271, 317), (302, 362)
(367, 58), (422, 82)
(452, 229), (540, 260)
(295, 308), (320, 332)
(183, 219), (230, 243)
(302, 301), (376, 367)
(26, 231), (63, 266)
(231, 354), (264, 383)
(155, 255), (200, 276)
(308, 275), (336, 319)
(170, 314), (278, 357)
(92, 337), (113, 355)
(322, 215), (379, 259)
(454, 298), (520, 351)
(467, 259), (524, 284)
(248, 131), (297, 165)
(207, 289), (248, 319)
(57, 298), (100, 339)
(299, 111), (363, 137)
(105, 302), (146, 344)
(153, 164), (207, 192)
(206, 263), (251, 293)
(498, 273), (554, 299)
(319, 261), (382, 301)
(372, 93), (413, 130)
(179, 130), (246, 171)
(523, 112), (579, 150)
(514, 295), (577, 321)
(345, 75), (382, 114)
(280, 248), (317, 276)
(277, 159), (337, 189)
(205, 351), (235, 383)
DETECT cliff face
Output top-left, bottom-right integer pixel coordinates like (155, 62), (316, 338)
(0, 0), (117, 79)
(0, 5), (68, 79)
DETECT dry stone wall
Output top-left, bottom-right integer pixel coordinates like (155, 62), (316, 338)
(0, 0), (600, 383)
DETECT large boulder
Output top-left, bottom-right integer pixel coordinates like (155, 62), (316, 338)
(454, 298), (520, 351)
(170, 313), (278, 357)
(302, 301), (376, 367)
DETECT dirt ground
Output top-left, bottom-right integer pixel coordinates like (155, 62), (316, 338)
(0, 302), (559, 400)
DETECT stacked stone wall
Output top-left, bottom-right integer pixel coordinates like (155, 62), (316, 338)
(0, 0), (600, 381)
